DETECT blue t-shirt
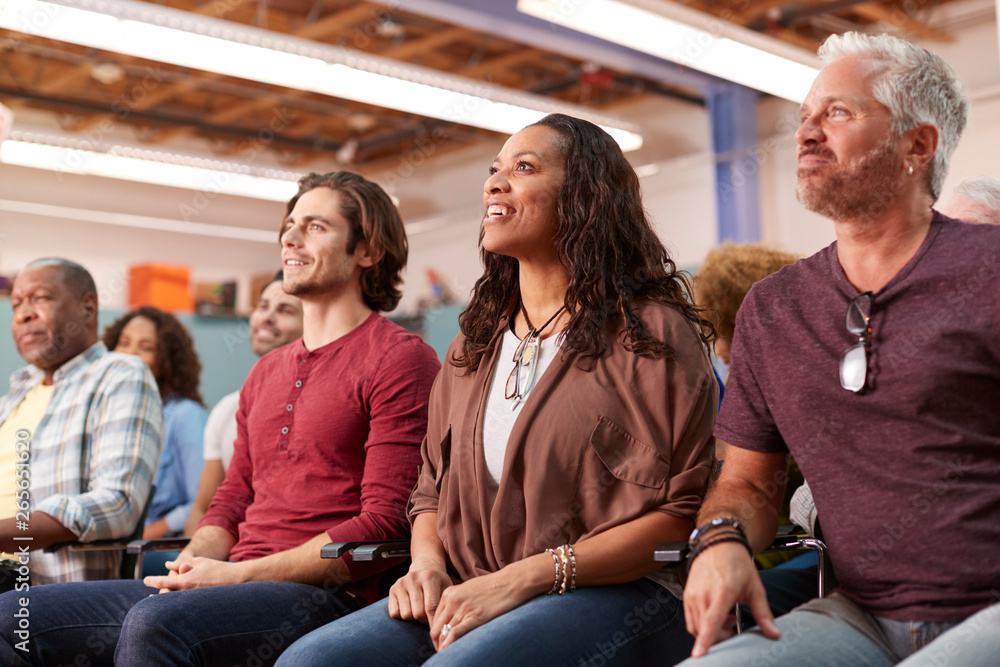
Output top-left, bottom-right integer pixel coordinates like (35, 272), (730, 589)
(147, 397), (207, 533)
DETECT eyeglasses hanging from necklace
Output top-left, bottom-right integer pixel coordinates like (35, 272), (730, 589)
(505, 300), (566, 409)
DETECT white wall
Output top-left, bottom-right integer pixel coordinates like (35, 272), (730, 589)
(0, 147), (286, 312)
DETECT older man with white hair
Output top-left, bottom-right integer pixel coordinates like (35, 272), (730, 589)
(678, 33), (1000, 667)
(939, 175), (1000, 225)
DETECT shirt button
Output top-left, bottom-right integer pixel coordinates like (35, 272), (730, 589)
(286, 404), (293, 411)
(281, 427), (289, 434)
(295, 380), (302, 388)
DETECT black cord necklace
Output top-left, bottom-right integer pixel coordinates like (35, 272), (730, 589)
(519, 300), (566, 342)
(505, 300), (566, 406)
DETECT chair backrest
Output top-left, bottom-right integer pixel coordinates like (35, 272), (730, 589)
(118, 485), (156, 579)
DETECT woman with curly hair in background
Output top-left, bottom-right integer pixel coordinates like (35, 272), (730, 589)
(693, 243), (798, 368)
(103, 306), (207, 540)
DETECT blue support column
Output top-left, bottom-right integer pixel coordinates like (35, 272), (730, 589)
(706, 83), (762, 244)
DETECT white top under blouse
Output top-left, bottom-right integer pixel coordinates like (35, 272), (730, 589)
(482, 327), (563, 483)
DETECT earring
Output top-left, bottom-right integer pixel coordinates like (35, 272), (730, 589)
(907, 165), (914, 175)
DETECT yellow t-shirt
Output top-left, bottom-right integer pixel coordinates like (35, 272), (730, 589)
(1, 381), (55, 520)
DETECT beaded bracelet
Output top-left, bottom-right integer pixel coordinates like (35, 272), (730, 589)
(557, 545), (578, 594)
(690, 526), (745, 552)
(688, 533), (753, 567)
(545, 548), (562, 595)
(567, 544), (577, 593)
(689, 517), (746, 545)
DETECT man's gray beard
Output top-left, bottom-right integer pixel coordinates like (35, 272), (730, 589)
(797, 140), (903, 223)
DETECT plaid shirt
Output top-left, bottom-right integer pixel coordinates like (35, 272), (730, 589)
(1, 342), (163, 583)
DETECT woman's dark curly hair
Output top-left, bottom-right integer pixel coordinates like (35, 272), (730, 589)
(454, 113), (716, 372)
(103, 306), (204, 406)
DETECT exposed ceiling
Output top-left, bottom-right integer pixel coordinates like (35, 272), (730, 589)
(0, 0), (973, 174)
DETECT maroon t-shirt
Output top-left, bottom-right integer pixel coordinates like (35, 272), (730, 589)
(200, 313), (441, 604)
(718, 214), (1000, 622)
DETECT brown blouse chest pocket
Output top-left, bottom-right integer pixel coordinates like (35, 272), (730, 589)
(589, 417), (669, 489)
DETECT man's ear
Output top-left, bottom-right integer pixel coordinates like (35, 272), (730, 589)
(354, 240), (382, 269)
(79, 293), (98, 322)
(907, 122), (939, 171)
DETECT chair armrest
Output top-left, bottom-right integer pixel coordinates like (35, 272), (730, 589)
(126, 538), (192, 555)
(653, 541), (689, 564)
(353, 541), (410, 562)
(654, 526), (818, 563)
(321, 539), (410, 561)
(44, 539), (132, 554)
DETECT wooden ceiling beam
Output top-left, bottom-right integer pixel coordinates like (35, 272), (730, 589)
(732, 0), (804, 25)
(767, 26), (822, 52)
(64, 77), (201, 131)
(147, 94), (281, 143)
(851, 3), (954, 42)
(126, 77), (202, 112)
(382, 26), (468, 61)
(204, 96), (276, 125)
(458, 48), (547, 80)
(281, 114), (337, 138)
(295, 3), (382, 41)
(193, 0), (254, 19)
(34, 62), (90, 94)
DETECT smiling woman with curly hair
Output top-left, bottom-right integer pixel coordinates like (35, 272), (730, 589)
(103, 306), (207, 540)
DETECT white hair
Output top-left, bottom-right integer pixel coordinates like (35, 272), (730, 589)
(819, 32), (969, 200)
(954, 176), (1000, 211)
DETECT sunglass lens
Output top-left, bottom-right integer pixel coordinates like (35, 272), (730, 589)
(840, 342), (867, 392)
(846, 294), (872, 334)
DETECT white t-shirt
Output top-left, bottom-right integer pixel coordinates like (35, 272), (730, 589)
(202, 391), (239, 471)
(482, 328), (562, 483)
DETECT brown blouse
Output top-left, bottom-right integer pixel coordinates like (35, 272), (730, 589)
(409, 301), (717, 581)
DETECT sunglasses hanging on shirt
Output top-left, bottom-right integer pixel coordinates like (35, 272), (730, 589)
(840, 292), (874, 393)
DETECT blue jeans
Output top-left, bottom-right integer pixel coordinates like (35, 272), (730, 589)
(0, 579), (356, 666)
(676, 592), (1000, 667)
(755, 565), (820, 618)
(276, 578), (693, 666)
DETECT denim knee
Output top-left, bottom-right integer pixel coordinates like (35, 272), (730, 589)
(116, 593), (194, 663)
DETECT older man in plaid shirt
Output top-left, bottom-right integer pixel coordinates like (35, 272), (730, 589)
(0, 258), (162, 586)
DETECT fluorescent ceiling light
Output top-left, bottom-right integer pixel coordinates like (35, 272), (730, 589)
(0, 197), (280, 242)
(1, 130), (301, 201)
(518, 0), (820, 103)
(0, 0), (643, 150)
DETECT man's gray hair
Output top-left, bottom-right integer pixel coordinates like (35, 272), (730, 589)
(953, 176), (1000, 212)
(819, 32), (969, 201)
(25, 257), (98, 301)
